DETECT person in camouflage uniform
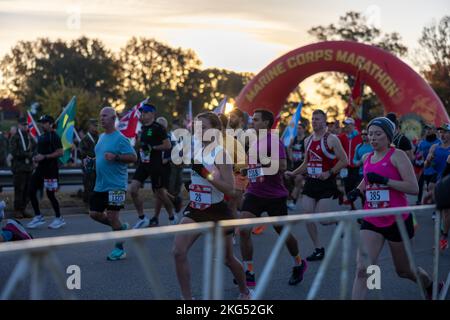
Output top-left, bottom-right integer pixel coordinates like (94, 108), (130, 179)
(9, 118), (34, 219)
(79, 119), (99, 205)
(0, 131), (8, 168)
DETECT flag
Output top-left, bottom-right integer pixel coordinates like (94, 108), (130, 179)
(281, 102), (303, 147)
(117, 100), (145, 139)
(27, 110), (41, 141)
(213, 96), (227, 114)
(56, 96), (77, 164)
(345, 69), (363, 130)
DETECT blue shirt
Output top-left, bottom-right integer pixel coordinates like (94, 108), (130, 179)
(417, 138), (441, 175)
(353, 143), (373, 175)
(432, 145), (450, 180)
(94, 130), (136, 192)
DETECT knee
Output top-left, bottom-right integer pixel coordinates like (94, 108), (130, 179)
(172, 245), (187, 261)
(129, 183), (139, 197)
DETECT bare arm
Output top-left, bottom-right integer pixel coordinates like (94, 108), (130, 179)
(209, 150), (235, 195)
(388, 149), (419, 195)
(317, 134), (348, 180)
(424, 144), (438, 168)
(357, 153), (369, 192)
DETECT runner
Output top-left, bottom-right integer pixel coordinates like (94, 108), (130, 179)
(1, 219), (33, 242)
(338, 117), (363, 206)
(239, 109), (307, 287)
(348, 117), (437, 299)
(353, 128), (373, 206)
(89, 107), (137, 261)
(26, 115), (65, 230)
(150, 116), (178, 225)
(285, 109), (348, 261)
(172, 111), (252, 300)
(415, 125), (440, 205)
(435, 154), (450, 251)
(128, 102), (173, 228)
(287, 122), (307, 209)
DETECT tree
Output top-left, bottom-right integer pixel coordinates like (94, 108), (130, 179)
(37, 78), (103, 131)
(307, 11), (408, 122)
(119, 37), (201, 118)
(416, 16), (450, 114)
(0, 37), (121, 108)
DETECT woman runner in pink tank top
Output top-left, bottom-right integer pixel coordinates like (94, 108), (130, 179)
(348, 117), (437, 299)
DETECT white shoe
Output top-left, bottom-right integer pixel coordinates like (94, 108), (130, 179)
(287, 202), (296, 211)
(27, 215), (46, 229)
(0, 200), (5, 223)
(238, 288), (254, 300)
(48, 217), (66, 229)
(133, 216), (150, 229)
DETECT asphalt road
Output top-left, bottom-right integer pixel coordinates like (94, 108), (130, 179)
(0, 198), (449, 300)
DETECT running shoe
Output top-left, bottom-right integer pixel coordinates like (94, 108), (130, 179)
(289, 260), (308, 285)
(252, 225), (266, 235)
(3, 219), (33, 240)
(148, 216), (159, 227)
(169, 216), (177, 225)
(133, 216), (150, 229)
(48, 217), (66, 229)
(107, 248), (127, 261)
(306, 247), (325, 261)
(238, 288), (254, 300)
(439, 238), (448, 251)
(26, 215), (46, 229)
(245, 270), (256, 287)
(287, 202), (296, 211)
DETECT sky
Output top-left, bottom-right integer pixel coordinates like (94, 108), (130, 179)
(0, 0), (448, 105)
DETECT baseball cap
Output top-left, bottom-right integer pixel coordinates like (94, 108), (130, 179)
(38, 114), (55, 123)
(139, 103), (156, 113)
(343, 117), (355, 125)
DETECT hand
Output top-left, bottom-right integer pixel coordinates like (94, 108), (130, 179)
(192, 163), (211, 180)
(347, 188), (363, 202)
(318, 170), (331, 181)
(33, 154), (45, 162)
(366, 172), (389, 185)
(104, 152), (116, 161)
(284, 171), (295, 178)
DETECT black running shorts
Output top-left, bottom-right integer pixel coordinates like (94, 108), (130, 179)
(302, 177), (340, 200)
(132, 164), (165, 191)
(360, 214), (414, 242)
(241, 193), (288, 217)
(89, 191), (125, 212)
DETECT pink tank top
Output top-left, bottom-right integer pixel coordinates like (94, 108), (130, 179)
(363, 147), (409, 227)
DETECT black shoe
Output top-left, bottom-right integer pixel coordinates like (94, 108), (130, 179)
(289, 260), (308, 285)
(148, 217), (159, 227)
(174, 196), (182, 213)
(306, 248), (325, 261)
(233, 270), (256, 287)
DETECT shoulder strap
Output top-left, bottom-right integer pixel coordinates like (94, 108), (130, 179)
(321, 132), (336, 160)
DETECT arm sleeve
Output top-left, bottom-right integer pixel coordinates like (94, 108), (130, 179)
(119, 136), (137, 155)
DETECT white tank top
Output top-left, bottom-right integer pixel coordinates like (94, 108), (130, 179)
(190, 145), (225, 209)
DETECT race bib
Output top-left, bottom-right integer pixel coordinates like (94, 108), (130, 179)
(189, 184), (212, 210)
(247, 165), (264, 182)
(44, 179), (58, 191)
(366, 189), (389, 202)
(340, 168), (348, 178)
(108, 190), (126, 206)
(307, 164), (322, 177)
(292, 151), (303, 162)
(366, 185), (390, 208)
(140, 149), (151, 163)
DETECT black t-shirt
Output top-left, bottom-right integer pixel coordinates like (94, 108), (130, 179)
(139, 121), (168, 166)
(36, 131), (63, 170)
(393, 133), (412, 152)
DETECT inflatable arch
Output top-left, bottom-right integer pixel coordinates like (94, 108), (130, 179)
(236, 41), (449, 135)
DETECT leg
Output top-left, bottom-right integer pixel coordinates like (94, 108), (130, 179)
(28, 172), (42, 216)
(352, 230), (385, 300)
(46, 189), (61, 218)
(154, 197), (162, 219)
(154, 188), (174, 219)
(316, 197), (337, 225)
(106, 210), (123, 231)
(172, 217), (201, 300)
(224, 234), (249, 295)
(239, 211), (257, 262)
(89, 211), (111, 227)
(388, 240), (432, 289)
(129, 179), (144, 217)
(417, 173), (425, 204)
(272, 224), (300, 257)
(302, 195), (321, 248)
